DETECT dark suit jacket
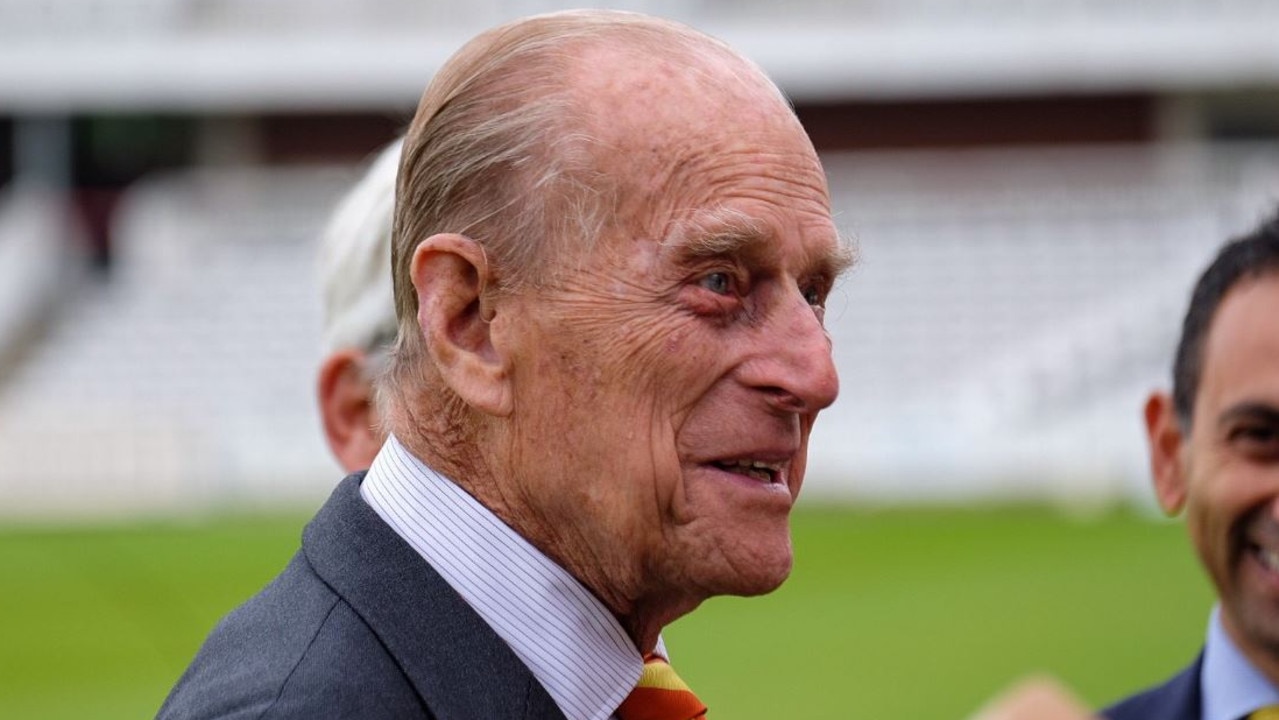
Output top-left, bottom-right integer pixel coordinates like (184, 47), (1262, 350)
(1101, 653), (1202, 720)
(157, 473), (567, 720)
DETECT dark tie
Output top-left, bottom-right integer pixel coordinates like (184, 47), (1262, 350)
(614, 653), (708, 720)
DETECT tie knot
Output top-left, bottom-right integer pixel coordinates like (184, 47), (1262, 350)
(1252, 707), (1279, 720)
(615, 654), (708, 720)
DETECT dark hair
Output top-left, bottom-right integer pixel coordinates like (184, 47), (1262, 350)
(1173, 208), (1279, 428)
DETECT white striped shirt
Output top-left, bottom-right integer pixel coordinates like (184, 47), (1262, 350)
(360, 435), (658, 720)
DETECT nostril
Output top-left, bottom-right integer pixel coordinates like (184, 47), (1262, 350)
(762, 386), (807, 414)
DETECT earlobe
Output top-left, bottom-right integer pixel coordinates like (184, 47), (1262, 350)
(410, 233), (513, 416)
(317, 350), (384, 472)
(1144, 392), (1188, 516)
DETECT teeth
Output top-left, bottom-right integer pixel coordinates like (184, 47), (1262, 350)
(717, 459), (783, 482)
(1259, 547), (1279, 573)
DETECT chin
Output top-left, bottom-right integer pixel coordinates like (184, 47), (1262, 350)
(710, 544), (795, 598)
(729, 569), (792, 597)
(1233, 594), (1279, 656)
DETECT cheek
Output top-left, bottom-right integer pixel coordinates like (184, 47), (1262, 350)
(520, 313), (691, 443)
(1185, 460), (1269, 561)
(1201, 459), (1268, 510)
(1185, 474), (1232, 545)
(570, 310), (718, 405)
(660, 323), (716, 365)
(549, 387), (688, 548)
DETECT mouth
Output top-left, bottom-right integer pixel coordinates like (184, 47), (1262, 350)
(708, 458), (786, 485)
(1242, 506), (1279, 579)
(1249, 541), (1279, 575)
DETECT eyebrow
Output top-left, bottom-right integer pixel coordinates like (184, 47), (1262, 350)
(1217, 401), (1279, 430)
(662, 208), (856, 279)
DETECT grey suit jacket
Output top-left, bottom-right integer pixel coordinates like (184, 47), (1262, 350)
(157, 473), (567, 720)
(1101, 653), (1202, 720)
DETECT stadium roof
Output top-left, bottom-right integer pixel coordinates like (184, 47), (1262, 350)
(3, 0), (1279, 112)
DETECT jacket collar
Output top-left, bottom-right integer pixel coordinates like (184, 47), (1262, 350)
(303, 473), (567, 720)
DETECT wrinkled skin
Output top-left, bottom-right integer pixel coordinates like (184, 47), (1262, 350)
(478, 45), (851, 650)
(1147, 274), (1279, 684)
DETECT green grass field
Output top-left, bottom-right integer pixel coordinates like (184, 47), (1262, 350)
(0, 502), (1213, 719)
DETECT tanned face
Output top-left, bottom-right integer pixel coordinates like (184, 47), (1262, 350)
(1150, 274), (1279, 679)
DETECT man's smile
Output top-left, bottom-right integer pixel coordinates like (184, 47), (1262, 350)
(707, 457), (786, 484)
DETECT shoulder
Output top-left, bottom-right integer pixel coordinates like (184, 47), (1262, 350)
(156, 550), (427, 720)
(1100, 653), (1203, 720)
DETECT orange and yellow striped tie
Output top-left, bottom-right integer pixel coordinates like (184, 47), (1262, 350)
(615, 653), (708, 720)
(1251, 708), (1279, 720)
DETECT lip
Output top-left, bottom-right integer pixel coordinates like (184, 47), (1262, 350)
(1242, 539), (1279, 596)
(692, 451), (798, 499)
(707, 457), (786, 484)
(1247, 534), (1279, 570)
(1239, 507), (1279, 584)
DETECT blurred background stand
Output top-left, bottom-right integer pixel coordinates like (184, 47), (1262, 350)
(0, 3), (1255, 718)
(2, 0), (1279, 519)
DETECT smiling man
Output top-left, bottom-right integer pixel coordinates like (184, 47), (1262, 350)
(159, 10), (850, 720)
(1104, 210), (1279, 720)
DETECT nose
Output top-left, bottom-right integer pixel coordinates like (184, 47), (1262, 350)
(740, 291), (840, 415)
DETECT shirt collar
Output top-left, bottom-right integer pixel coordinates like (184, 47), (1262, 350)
(359, 435), (656, 720)
(1202, 605), (1279, 720)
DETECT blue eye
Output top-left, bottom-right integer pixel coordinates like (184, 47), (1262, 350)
(699, 272), (732, 295)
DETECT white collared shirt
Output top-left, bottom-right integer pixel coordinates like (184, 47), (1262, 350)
(360, 435), (657, 720)
(1201, 605), (1279, 720)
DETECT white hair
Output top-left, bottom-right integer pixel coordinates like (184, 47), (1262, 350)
(317, 138), (402, 354)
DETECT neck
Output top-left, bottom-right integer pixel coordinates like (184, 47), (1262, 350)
(1221, 608), (1279, 688)
(388, 386), (490, 489)
(388, 398), (706, 656)
(617, 594), (704, 654)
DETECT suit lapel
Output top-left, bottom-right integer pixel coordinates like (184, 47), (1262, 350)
(1105, 652), (1203, 720)
(1166, 653), (1204, 720)
(303, 474), (568, 720)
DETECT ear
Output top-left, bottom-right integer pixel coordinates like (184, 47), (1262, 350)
(410, 233), (512, 416)
(1144, 391), (1188, 516)
(317, 349), (385, 472)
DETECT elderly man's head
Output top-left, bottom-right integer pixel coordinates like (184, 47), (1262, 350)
(383, 10), (851, 649)
(316, 139), (401, 472)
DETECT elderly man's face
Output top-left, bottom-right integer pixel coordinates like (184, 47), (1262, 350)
(1169, 275), (1279, 659)
(495, 50), (845, 616)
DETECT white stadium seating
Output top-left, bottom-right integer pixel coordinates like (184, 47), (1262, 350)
(1, 144), (1278, 517)
(0, 166), (357, 517)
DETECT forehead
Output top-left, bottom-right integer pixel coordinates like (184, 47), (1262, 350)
(569, 40), (836, 254)
(574, 42), (807, 166)
(1197, 275), (1279, 414)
